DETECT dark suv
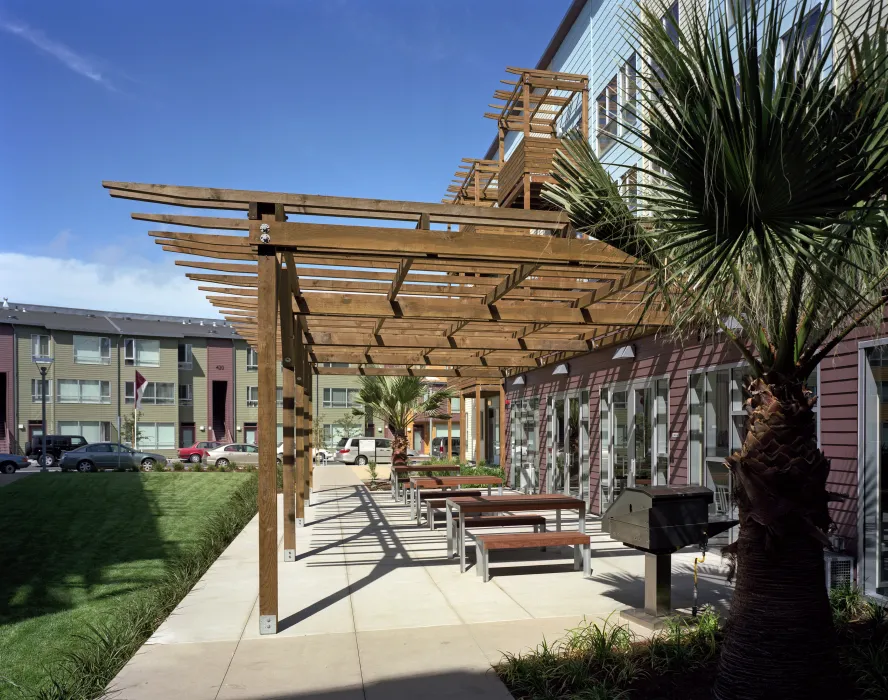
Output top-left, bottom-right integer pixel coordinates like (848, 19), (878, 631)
(430, 436), (460, 458)
(26, 435), (88, 467)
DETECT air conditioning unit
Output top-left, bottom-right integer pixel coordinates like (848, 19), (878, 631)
(824, 551), (855, 590)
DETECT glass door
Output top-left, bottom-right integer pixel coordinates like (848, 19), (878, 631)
(862, 344), (888, 597)
(510, 397), (539, 492)
(601, 380), (669, 509)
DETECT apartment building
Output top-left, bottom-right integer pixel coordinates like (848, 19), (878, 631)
(0, 302), (366, 457)
(445, 0), (887, 598)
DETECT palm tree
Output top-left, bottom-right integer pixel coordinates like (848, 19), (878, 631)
(544, 1), (888, 697)
(352, 376), (453, 465)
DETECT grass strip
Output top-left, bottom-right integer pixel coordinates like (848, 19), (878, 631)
(8, 473), (258, 700)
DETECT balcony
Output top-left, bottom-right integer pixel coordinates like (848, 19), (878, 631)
(497, 136), (565, 209)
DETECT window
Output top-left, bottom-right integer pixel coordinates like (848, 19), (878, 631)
(726, 0), (752, 27)
(596, 76), (618, 155)
(74, 336), (111, 365)
(276, 387), (283, 407)
(322, 362), (349, 368)
(246, 347), (258, 370)
(663, 1), (679, 45)
(57, 379), (111, 404)
(179, 384), (193, 406)
(31, 334), (50, 361)
(31, 377), (52, 402)
(58, 421), (110, 443)
(125, 381), (175, 405)
(781, 5), (822, 80)
(620, 169), (638, 211)
(620, 54), (638, 129)
(136, 423), (176, 450)
(246, 386), (258, 407)
(178, 343), (192, 369)
(323, 387), (360, 408)
(125, 338), (160, 367)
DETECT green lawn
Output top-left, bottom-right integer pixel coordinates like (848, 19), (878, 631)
(0, 472), (255, 693)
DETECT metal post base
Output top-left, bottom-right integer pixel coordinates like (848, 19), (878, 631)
(284, 549), (295, 562)
(643, 552), (672, 617)
(259, 615), (277, 635)
(296, 518), (305, 527)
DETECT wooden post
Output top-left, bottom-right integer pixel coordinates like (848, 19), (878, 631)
(499, 384), (506, 469)
(581, 86), (589, 140)
(447, 416), (453, 461)
(253, 202), (279, 635)
(459, 393), (466, 463)
(303, 352), (312, 505)
(279, 271), (297, 560)
(475, 385), (482, 465)
(522, 77), (531, 210)
(294, 344), (305, 526)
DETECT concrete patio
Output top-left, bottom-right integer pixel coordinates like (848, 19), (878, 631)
(109, 466), (733, 699)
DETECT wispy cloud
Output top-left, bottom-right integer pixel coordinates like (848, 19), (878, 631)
(1, 18), (116, 91)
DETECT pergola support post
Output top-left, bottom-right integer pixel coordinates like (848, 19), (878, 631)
(304, 352), (313, 507)
(280, 264), (297, 560)
(294, 345), (305, 528)
(447, 416), (453, 461)
(254, 202), (279, 635)
(474, 385), (482, 465)
(459, 393), (466, 463)
(499, 383), (506, 469)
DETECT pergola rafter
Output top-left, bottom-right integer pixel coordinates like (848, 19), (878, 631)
(104, 180), (662, 636)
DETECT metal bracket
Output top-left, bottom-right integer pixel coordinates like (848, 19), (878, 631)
(259, 615), (277, 635)
(296, 518), (305, 527)
(284, 549), (296, 562)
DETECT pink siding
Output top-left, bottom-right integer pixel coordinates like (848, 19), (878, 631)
(206, 340), (234, 443)
(507, 320), (888, 556)
(0, 325), (13, 453)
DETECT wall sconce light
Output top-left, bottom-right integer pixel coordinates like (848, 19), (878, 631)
(18, 424), (24, 431)
(237, 426), (242, 431)
(199, 425), (206, 432)
(511, 374), (526, 387)
(552, 363), (570, 376)
(612, 345), (636, 360)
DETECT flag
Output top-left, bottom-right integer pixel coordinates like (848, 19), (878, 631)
(134, 371), (148, 410)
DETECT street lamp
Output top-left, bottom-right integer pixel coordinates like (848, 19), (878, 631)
(33, 355), (53, 471)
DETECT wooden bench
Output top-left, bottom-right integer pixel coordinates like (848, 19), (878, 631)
(413, 490), (482, 525)
(469, 531), (593, 582)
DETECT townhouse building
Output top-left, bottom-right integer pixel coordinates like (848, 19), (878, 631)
(0, 302), (365, 457)
(444, 0), (886, 598)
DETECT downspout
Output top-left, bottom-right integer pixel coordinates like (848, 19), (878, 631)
(11, 323), (18, 454)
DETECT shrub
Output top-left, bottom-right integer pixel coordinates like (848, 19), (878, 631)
(172, 462), (185, 472)
(831, 583), (868, 625)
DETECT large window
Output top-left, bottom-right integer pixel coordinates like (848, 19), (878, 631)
(31, 378), (51, 402)
(597, 75), (618, 155)
(74, 335), (111, 365)
(58, 421), (110, 443)
(620, 53), (638, 129)
(246, 347), (258, 370)
(620, 168), (638, 211)
(57, 379), (111, 404)
(323, 387), (360, 408)
(31, 334), (50, 361)
(125, 381), (175, 405)
(179, 384), (193, 406)
(781, 4), (822, 79)
(125, 338), (160, 367)
(178, 343), (192, 369)
(247, 386), (258, 407)
(136, 423), (176, 450)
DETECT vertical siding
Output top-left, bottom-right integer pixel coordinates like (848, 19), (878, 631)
(15, 325), (56, 443)
(207, 339), (236, 442)
(178, 337), (209, 435)
(0, 324), (14, 452)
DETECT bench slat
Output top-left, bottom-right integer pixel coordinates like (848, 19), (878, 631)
(474, 532), (590, 550)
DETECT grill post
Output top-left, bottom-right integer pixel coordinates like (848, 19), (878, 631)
(644, 552), (672, 617)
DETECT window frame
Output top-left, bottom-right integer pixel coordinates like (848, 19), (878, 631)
(31, 377), (52, 402)
(124, 380), (176, 405)
(178, 343), (193, 370)
(179, 384), (193, 406)
(124, 338), (161, 367)
(596, 75), (619, 156)
(620, 53), (638, 131)
(246, 386), (258, 407)
(57, 379), (112, 404)
(246, 347), (258, 370)
(31, 334), (51, 361)
(73, 335), (112, 365)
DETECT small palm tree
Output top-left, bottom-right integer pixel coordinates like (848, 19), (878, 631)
(352, 376), (453, 465)
(544, 1), (888, 697)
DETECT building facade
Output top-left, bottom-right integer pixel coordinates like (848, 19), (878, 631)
(444, 0), (888, 598)
(0, 302), (367, 458)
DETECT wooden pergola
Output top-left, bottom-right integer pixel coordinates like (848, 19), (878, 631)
(104, 180), (659, 634)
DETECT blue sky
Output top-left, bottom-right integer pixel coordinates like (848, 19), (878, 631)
(0, 0), (571, 316)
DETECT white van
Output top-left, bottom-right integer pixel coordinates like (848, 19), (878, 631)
(336, 437), (393, 465)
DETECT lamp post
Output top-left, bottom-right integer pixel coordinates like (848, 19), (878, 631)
(33, 356), (53, 471)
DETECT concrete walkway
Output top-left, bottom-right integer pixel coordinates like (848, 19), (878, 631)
(109, 466), (733, 699)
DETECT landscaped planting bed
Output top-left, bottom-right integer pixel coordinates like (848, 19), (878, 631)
(495, 588), (888, 699)
(0, 471), (258, 699)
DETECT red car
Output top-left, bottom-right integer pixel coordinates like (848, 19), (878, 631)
(177, 441), (223, 464)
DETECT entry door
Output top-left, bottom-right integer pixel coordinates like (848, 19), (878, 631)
(547, 393), (589, 500)
(862, 343), (888, 597)
(244, 424), (257, 445)
(181, 424), (195, 448)
(511, 397), (539, 492)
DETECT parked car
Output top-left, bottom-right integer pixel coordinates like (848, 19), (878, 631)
(59, 443), (168, 472)
(276, 443), (334, 464)
(335, 437), (393, 465)
(0, 453), (30, 474)
(206, 443), (259, 468)
(178, 440), (223, 464)
(430, 436), (460, 458)
(26, 434), (88, 467)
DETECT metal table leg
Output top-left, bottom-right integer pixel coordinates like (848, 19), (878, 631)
(583, 543), (592, 578)
(556, 509), (562, 531)
(459, 510), (467, 572)
(446, 504), (454, 558)
(578, 503), (586, 534)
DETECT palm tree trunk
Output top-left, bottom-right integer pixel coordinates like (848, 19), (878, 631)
(391, 431), (409, 466)
(714, 377), (845, 699)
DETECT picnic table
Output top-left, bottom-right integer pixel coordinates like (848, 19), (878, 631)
(408, 475), (504, 523)
(389, 464), (461, 501)
(444, 493), (587, 573)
